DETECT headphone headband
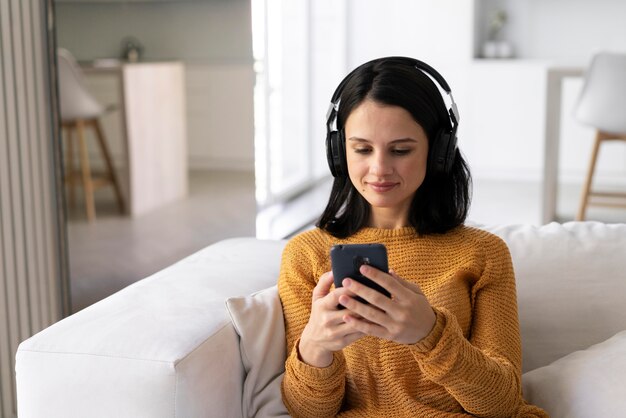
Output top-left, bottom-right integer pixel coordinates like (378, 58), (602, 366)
(328, 56), (459, 128)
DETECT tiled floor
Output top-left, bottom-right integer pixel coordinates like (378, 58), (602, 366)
(66, 170), (625, 313)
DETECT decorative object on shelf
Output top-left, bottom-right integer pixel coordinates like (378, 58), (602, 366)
(120, 36), (144, 63)
(482, 9), (514, 59)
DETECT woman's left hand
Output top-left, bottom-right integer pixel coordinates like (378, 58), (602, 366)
(338, 265), (437, 345)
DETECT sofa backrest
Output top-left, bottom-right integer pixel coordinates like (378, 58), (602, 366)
(485, 222), (626, 373)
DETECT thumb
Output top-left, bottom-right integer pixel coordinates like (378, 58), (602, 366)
(312, 271), (334, 301)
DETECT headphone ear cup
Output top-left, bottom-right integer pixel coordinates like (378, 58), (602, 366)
(429, 129), (456, 175)
(336, 129), (347, 177)
(326, 129), (347, 177)
(326, 130), (338, 177)
(445, 132), (458, 174)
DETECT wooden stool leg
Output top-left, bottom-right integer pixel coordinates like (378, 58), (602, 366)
(92, 119), (125, 214)
(64, 124), (77, 209)
(576, 131), (604, 221)
(76, 120), (96, 221)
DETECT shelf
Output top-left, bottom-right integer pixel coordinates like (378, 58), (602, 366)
(473, 0), (626, 63)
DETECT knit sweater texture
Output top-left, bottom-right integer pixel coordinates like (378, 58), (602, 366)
(278, 225), (548, 418)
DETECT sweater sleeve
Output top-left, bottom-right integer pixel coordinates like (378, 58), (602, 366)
(410, 235), (545, 418)
(277, 234), (346, 418)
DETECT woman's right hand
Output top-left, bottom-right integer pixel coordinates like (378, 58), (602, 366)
(298, 271), (365, 368)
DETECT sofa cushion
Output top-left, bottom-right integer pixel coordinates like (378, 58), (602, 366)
(522, 329), (626, 418)
(484, 221), (626, 372)
(226, 286), (289, 418)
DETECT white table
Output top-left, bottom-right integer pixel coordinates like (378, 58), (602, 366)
(82, 61), (188, 217)
(541, 65), (585, 224)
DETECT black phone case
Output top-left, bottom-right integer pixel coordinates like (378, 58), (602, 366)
(330, 244), (391, 307)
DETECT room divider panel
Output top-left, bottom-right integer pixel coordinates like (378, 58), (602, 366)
(0, 0), (69, 416)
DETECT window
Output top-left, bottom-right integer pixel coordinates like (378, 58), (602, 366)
(252, 0), (347, 208)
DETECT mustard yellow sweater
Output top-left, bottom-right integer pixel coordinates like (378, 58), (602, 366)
(278, 226), (548, 418)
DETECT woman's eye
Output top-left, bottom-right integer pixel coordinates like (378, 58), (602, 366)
(391, 148), (411, 155)
(354, 148), (371, 154)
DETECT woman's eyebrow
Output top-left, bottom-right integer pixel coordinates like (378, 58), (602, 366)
(347, 137), (371, 143)
(347, 137), (418, 144)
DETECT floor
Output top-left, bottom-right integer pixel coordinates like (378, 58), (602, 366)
(472, 178), (626, 226)
(67, 170), (256, 312)
(66, 170), (625, 313)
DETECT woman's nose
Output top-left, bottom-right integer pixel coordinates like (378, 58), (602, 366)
(369, 152), (393, 176)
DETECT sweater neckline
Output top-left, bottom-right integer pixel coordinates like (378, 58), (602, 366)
(352, 226), (418, 238)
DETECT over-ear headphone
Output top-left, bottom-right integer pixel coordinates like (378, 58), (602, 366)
(325, 56), (460, 178)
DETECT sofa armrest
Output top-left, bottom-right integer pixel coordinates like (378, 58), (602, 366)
(16, 238), (287, 418)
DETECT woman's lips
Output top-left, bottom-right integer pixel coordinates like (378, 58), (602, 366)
(368, 182), (398, 192)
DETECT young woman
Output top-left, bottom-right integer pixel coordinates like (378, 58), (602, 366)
(277, 57), (547, 417)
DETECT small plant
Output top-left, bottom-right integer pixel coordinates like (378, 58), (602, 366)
(488, 10), (508, 41)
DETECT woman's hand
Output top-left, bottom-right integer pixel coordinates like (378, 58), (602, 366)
(338, 265), (436, 345)
(299, 271), (365, 368)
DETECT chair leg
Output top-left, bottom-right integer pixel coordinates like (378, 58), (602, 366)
(76, 120), (96, 222)
(576, 131), (604, 221)
(64, 124), (77, 209)
(91, 119), (125, 214)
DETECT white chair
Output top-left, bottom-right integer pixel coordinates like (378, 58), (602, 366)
(573, 52), (626, 221)
(57, 48), (125, 221)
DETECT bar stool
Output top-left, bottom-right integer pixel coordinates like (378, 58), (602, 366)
(57, 48), (125, 221)
(573, 52), (626, 221)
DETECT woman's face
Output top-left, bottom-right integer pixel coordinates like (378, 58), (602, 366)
(344, 99), (429, 226)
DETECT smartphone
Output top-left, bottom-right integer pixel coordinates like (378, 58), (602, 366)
(330, 243), (391, 307)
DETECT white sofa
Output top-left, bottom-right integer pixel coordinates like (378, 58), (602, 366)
(16, 222), (626, 418)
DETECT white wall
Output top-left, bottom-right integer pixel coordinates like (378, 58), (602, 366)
(55, 0), (255, 171)
(55, 1), (253, 62)
(347, 0), (474, 66)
